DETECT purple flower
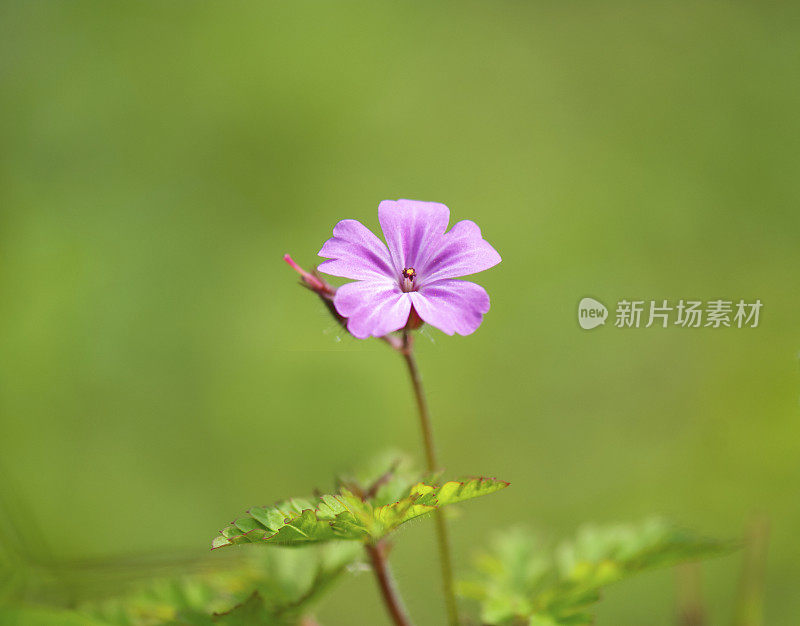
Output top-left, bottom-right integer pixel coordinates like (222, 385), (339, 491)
(317, 199), (501, 339)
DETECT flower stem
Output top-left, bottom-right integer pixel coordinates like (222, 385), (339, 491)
(400, 331), (461, 626)
(401, 333), (437, 471)
(365, 541), (414, 626)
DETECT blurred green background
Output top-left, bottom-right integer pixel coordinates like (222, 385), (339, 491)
(1, 2), (798, 624)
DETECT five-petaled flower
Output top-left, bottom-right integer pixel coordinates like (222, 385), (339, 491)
(317, 199), (501, 339)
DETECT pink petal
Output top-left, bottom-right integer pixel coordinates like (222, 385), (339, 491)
(409, 279), (490, 336)
(334, 281), (411, 339)
(378, 199), (450, 274)
(318, 219), (395, 281)
(419, 220), (501, 284)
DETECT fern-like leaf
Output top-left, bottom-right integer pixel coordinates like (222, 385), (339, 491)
(459, 519), (733, 625)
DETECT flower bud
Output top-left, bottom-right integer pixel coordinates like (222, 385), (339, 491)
(283, 254), (345, 328)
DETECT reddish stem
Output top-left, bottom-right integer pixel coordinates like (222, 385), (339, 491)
(366, 541), (414, 626)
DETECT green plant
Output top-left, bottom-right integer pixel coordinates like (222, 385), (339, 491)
(0, 202), (742, 625)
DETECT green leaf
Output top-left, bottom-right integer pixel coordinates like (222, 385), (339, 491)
(249, 542), (360, 619)
(459, 519), (733, 625)
(213, 477), (509, 549)
(373, 479), (510, 534)
(79, 543), (361, 626)
(212, 490), (371, 549)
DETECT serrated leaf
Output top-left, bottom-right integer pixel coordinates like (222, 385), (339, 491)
(214, 491), (372, 548)
(459, 519), (733, 625)
(374, 478), (510, 534)
(213, 477), (509, 549)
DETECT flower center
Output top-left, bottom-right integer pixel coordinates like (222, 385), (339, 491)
(401, 267), (416, 292)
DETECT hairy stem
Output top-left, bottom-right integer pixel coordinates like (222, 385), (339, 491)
(400, 331), (460, 626)
(366, 541), (413, 626)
